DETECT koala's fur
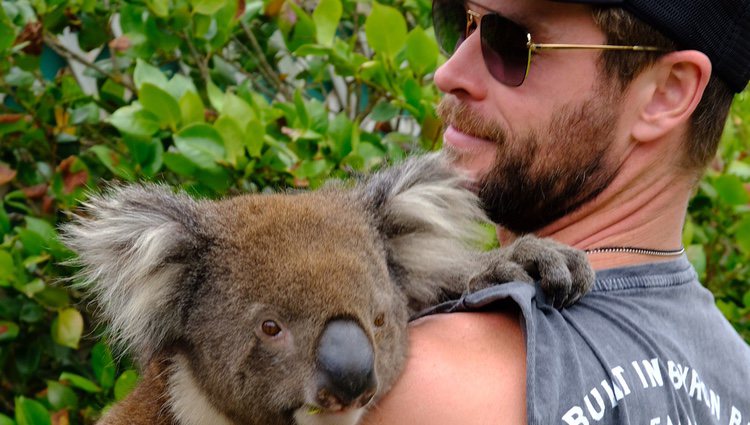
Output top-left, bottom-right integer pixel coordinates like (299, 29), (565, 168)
(62, 153), (593, 425)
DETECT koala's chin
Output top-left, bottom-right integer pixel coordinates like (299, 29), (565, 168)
(62, 153), (593, 425)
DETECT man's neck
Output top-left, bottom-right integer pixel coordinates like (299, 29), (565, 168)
(498, 151), (695, 270)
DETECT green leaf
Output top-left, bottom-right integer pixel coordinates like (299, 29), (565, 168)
(59, 372), (101, 393)
(89, 146), (136, 181)
(245, 120), (265, 158)
(19, 302), (44, 323)
(165, 74), (199, 101)
(146, 0), (169, 17)
(108, 105), (161, 138)
(403, 77), (423, 110)
(0, 201), (10, 236)
(15, 341), (42, 377)
(79, 13), (109, 50)
(0, 413), (15, 425)
(686, 244), (706, 280)
(139, 83), (181, 130)
(164, 151), (198, 177)
(191, 0), (227, 15)
(285, 2), (317, 51)
(727, 160), (750, 179)
(365, 2), (407, 60)
(358, 60), (387, 86)
(0, 321), (20, 342)
(179, 90), (205, 126)
(13, 279), (45, 298)
(370, 101), (399, 122)
(214, 115), (245, 166)
(125, 137), (164, 177)
(91, 341), (116, 389)
(207, 79), (225, 111)
(6, 67), (34, 88)
(46, 381), (78, 410)
(34, 286), (70, 309)
(313, 0), (342, 46)
(114, 370), (139, 401)
(14, 397), (50, 425)
(0, 6), (16, 52)
(293, 90), (310, 129)
(0, 250), (15, 285)
(19, 217), (65, 256)
(714, 174), (749, 205)
(735, 216), (750, 255)
(743, 290), (750, 310)
(133, 59), (168, 91)
(173, 123), (226, 172)
(294, 159), (331, 179)
(133, 58), (167, 90)
(221, 93), (255, 130)
(405, 26), (439, 76)
(51, 308), (84, 349)
(100, 78), (126, 104)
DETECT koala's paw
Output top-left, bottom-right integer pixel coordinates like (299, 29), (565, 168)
(468, 257), (535, 292)
(470, 236), (595, 308)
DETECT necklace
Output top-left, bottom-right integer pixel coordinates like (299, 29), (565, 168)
(584, 246), (685, 257)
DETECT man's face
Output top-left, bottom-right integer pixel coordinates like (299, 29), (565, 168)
(434, 0), (625, 234)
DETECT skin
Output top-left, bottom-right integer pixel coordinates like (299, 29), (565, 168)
(361, 0), (712, 422)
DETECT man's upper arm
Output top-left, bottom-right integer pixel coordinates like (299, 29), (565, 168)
(361, 310), (527, 425)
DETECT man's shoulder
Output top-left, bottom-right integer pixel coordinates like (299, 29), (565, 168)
(361, 310), (526, 425)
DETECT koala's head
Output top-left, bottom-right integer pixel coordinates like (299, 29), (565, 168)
(62, 153), (486, 425)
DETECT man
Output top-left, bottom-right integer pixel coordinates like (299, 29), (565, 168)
(362, 0), (750, 423)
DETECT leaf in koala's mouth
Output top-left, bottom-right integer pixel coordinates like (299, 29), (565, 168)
(306, 405), (323, 415)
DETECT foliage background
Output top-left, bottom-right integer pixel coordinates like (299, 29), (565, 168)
(0, 0), (748, 422)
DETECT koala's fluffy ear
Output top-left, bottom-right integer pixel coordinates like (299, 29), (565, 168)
(61, 184), (208, 362)
(357, 153), (488, 311)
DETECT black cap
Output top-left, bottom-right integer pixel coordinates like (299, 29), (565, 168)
(554, 0), (750, 93)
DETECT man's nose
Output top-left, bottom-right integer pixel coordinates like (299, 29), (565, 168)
(433, 27), (489, 100)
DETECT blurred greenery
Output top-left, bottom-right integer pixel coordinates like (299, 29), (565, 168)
(0, 0), (747, 422)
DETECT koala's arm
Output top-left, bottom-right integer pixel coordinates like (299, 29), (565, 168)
(96, 358), (177, 425)
(468, 235), (595, 308)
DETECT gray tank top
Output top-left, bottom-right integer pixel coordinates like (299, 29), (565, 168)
(417, 256), (750, 424)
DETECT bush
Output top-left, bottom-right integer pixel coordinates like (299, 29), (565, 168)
(0, 0), (747, 422)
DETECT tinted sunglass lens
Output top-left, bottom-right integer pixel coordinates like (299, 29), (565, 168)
(480, 14), (530, 86)
(432, 0), (466, 55)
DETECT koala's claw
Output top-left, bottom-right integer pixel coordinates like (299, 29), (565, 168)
(472, 236), (595, 308)
(508, 235), (595, 308)
(468, 261), (533, 292)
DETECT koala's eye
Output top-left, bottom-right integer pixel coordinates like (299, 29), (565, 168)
(374, 313), (385, 328)
(261, 320), (282, 337)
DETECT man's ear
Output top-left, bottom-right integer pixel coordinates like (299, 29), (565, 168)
(630, 50), (712, 143)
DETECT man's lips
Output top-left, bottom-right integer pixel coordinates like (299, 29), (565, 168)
(443, 125), (495, 151)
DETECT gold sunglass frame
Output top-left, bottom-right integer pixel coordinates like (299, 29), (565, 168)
(465, 9), (666, 85)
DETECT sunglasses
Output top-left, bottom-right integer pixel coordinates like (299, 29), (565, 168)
(432, 0), (666, 87)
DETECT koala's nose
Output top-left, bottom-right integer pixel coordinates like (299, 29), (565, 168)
(315, 319), (377, 410)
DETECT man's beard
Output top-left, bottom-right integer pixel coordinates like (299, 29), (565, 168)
(437, 88), (620, 235)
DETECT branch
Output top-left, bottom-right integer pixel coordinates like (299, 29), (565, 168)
(214, 51), (277, 99)
(238, 21), (293, 99)
(43, 33), (136, 93)
(182, 32), (211, 85)
(231, 35), (282, 96)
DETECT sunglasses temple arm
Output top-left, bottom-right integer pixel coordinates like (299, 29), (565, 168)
(529, 43), (665, 52)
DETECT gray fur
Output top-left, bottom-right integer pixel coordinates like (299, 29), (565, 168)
(61, 152), (594, 425)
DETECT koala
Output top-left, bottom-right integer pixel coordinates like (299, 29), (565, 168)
(61, 153), (594, 425)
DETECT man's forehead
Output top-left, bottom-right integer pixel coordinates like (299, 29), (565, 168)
(466, 0), (594, 33)
(467, 0), (592, 18)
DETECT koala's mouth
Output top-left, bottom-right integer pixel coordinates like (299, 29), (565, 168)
(292, 404), (366, 425)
